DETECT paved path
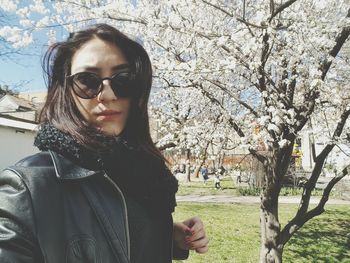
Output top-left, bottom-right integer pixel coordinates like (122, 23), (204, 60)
(176, 195), (350, 205)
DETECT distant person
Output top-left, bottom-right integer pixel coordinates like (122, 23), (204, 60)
(201, 166), (209, 184)
(234, 165), (242, 184)
(214, 168), (222, 189)
(218, 165), (226, 176)
(173, 165), (181, 174)
(237, 173), (242, 184)
(214, 174), (221, 189)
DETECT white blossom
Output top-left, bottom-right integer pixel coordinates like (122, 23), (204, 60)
(0, 0), (348, 174)
(278, 139), (290, 148)
(0, 0), (18, 11)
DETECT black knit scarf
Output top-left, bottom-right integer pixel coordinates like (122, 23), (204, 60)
(34, 123), (178, 214)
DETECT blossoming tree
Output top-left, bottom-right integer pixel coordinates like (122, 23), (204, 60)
(1, 0), (349, 262)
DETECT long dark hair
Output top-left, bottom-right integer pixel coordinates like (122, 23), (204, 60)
(40, 23), (164, 160)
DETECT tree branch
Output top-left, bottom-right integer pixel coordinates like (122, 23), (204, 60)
(279, 107), (350, 246)
(249, 148), (267, 164)
(298, 108), (350, 213)
(158, 142), (177, 151)
(280, 163), (350, 245)
(106, 14), (147, 25)
(258, 31), (270, 92)
(201, 0), (232, 17)
(228, 117), (245, 138)
(201, 0), (265, 29)
(195, 83), (246, 138)
(295, 91), (318, 132)
(286, 62), (298, 105)
(205, 78), (259, 117)
(320, 8), (350, 81)
(269, 0), (298, 22)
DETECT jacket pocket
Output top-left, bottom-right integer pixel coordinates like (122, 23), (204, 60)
(66, 236), (99, 263)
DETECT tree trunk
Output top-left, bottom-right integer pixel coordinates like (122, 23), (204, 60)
(259, 146), (293, 263)
(193, 165), (201, 178)
(193, 152), (208, 178)
(259, 193), (283, 263)
(185, 149), (191, 182)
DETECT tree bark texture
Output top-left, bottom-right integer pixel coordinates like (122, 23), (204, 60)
(185, 148), (191, 182)
(259, 143), (294, 263)
(259, 198), (283, 263)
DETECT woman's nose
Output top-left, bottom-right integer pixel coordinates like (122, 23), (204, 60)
(97, 79), (117, 101)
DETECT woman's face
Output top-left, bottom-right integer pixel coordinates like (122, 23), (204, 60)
(70, 38), (131, 136)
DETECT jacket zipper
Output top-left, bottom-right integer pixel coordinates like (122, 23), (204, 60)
(171, 229), (174, 259)
(103, 172), (131, 261)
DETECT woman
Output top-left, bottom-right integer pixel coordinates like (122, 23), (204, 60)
(0, 24), (208, 263)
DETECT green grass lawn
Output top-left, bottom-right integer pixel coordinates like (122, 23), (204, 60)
(177, 176), (340, 197)
(177, 177), (239, 196)
(173, 203), (350, 263)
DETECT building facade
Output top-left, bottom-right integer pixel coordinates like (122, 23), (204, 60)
(0, 115), (39, 171)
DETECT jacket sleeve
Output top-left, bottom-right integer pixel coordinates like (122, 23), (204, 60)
(0, 168), (40, 263)
(172, 242), (189, 260)
(171, 214), (189, 260)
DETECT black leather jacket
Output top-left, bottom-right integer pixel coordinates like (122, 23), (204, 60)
(0, 151), (187, 263)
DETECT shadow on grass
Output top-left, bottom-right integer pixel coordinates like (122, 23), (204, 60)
(284, 208), (350, 262)
(179, 182), (236, 190)
(181, 184), (237, 190)
(221, 186), (236, 190)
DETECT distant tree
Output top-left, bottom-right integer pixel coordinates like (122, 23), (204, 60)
(0, 84), (18, 97)
(0, 10), (28, 58)
(150, 82), (234, 181)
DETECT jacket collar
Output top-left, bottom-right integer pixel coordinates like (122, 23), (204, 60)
(49, 150), (101, 180)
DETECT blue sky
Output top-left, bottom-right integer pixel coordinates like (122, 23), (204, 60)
(0, 46), (46, 92)
(0, 1), (142, 93)
(0, 26), (71, 93)
(0, 3), (69, 93)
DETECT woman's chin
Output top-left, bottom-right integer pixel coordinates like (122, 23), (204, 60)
(97, 126), (123, 137)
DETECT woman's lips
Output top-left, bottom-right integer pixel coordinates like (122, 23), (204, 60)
(96, 110), (121, 120)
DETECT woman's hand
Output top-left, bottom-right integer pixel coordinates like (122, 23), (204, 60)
(173, 216), (209, 254)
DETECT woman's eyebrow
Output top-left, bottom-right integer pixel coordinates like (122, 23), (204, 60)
(74, 64), (129, 73)
(74, 66), (100, 73)
(112, 64), (130, 71)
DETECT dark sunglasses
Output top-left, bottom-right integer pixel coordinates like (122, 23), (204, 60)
(66, 71), (136, 99)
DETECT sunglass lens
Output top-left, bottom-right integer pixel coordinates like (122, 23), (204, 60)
(111, 73), (134, 98)
(73, 72), (101, 98)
